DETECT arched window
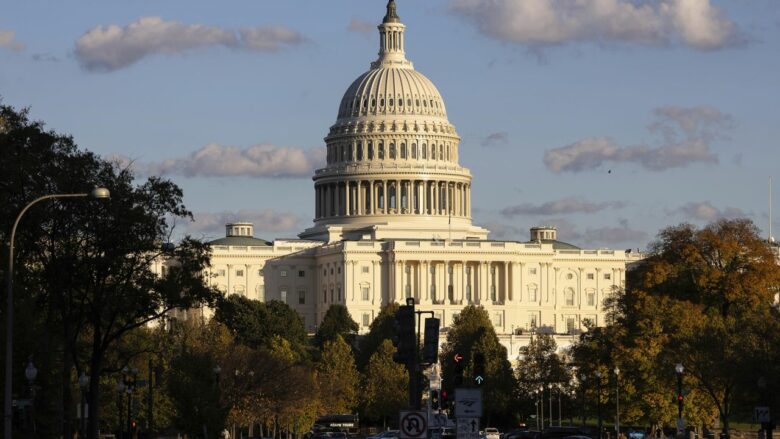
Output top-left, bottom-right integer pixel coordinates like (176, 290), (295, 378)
(378, 142), (385, 159)
(356, 142), (363, 161)
(439, 145), (444, 159)
(400, 143), (407, 159)
(431, 144), (436, 160)
(389, 143), (396, 159)
(422, 144), (427, 159)
(405, 284), (411, 297)
(378, 185), (384, 209)
(368, 141), (374, 160)
(347, 144), (353, 161)
(411, 143), (417, 159)
(389, 184), (396, 209)
(565, 288), (575, 306)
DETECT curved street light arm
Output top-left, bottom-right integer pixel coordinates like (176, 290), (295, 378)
(5, 191), (108, 439)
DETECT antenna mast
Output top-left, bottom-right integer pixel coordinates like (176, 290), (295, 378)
(770, 176), (773, 242)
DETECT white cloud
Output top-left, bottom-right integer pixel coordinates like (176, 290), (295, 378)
(239, 26), (305, 51)
(544, 106), (730, 173)
(481, 132), (509, 147)
(188, 209), (303, 240)
(0, 30), (25, 52)
(450, 0), (743, 51)
(74, 17), (305, 72)
(348, 18), (375, 35)
(673, 201), (745, 222)
(502, 197), (625, 217)
(113, 143), (325, 179)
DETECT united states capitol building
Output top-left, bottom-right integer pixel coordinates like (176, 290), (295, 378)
(181, 1), (644, 358)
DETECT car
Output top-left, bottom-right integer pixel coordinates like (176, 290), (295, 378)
(486, 428), (501, 439)
(368, 431), (399, 439)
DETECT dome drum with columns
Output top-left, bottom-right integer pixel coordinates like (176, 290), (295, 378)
(193, 1), (644, 361)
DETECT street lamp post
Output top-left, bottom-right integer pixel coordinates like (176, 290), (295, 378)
(758, 377), (773, 439)
(116, 380), (125, 439)
(4, 188), (110, 439)
(676, 364), (684, 439)
(548, 383), (553, 428)
(78, 372), (90, 438)
(540, 386), (545, 431)
(580, 375), (587, 426)
(558, 385), (562, 427)
(24, 360), (37, 437)
(614, 368), (620, 438)
(535, 390), (540, 431)
(596, 371), (603, 439)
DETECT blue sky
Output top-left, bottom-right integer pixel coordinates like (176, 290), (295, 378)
(2, 0), (778, 249)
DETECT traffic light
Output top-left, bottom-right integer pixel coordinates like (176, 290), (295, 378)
(392, 305), (415, 364)
(430, 390), (440, 410)
(473, 352), (485, 386)
(422, 318), (440, 364)
(453, 353), (464, 386)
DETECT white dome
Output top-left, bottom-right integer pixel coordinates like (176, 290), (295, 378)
(337, 67), (448, 120)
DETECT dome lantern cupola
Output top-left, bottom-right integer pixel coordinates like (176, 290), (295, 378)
(373, 0), (411, 69)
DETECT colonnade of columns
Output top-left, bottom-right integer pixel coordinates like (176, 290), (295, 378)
(387, 260), (513, 306)
(315, 179), (471, 219)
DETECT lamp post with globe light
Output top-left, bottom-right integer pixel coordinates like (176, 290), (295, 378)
(116, 380), (125, 438)
(4, 187), (110, 439)
(548, 383), (553, 428)
(25, 360), (37, 436)
(595, 371), (603, 439)
(78, 372), (90, 437)
(540, 385), (545, 430)
(676, 363), (684, 437)
(614, 367), (620, 438)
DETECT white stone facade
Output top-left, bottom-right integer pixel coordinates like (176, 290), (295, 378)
(197, 1), (644, 353)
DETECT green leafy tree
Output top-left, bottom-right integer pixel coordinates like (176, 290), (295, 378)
(441, 305), (516, 423)
(572, 219), (780, 436)
(357, 302), (400, 368)
(0, 102), (220, 439)
(215, 295), (307, 350)
(361, 339), (408, 427)
(315, 305), (359, 348)
(516, 334), (571, 422)
(317, 335), (359, 414)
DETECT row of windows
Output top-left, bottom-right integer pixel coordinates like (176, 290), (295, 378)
(323, 266), (342, 276)
(279, 289), (307, 305)
(326, 140), (453, 164)
(342, 96), (441, 115)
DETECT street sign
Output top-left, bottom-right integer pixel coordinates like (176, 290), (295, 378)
(755, 407), (771, 423)
(399, 411), (428, 439)
(676, 418), (686, 436)
(454, 388), (483, 418)
(430, 413), (449, 428)
(457, 417), (480, 439)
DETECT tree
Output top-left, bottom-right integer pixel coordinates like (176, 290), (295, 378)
(440, 305), (516, 423)
(516, 334), (571, 422)
(317, 335), (359, 415)
(315, 305), (359, 349)
(361, 339), (408, 427)
(572, 219), (780, 436)
(0, 102), (220, 439)
(215, 295), (307, 350)
(357, 302), (399, 368)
